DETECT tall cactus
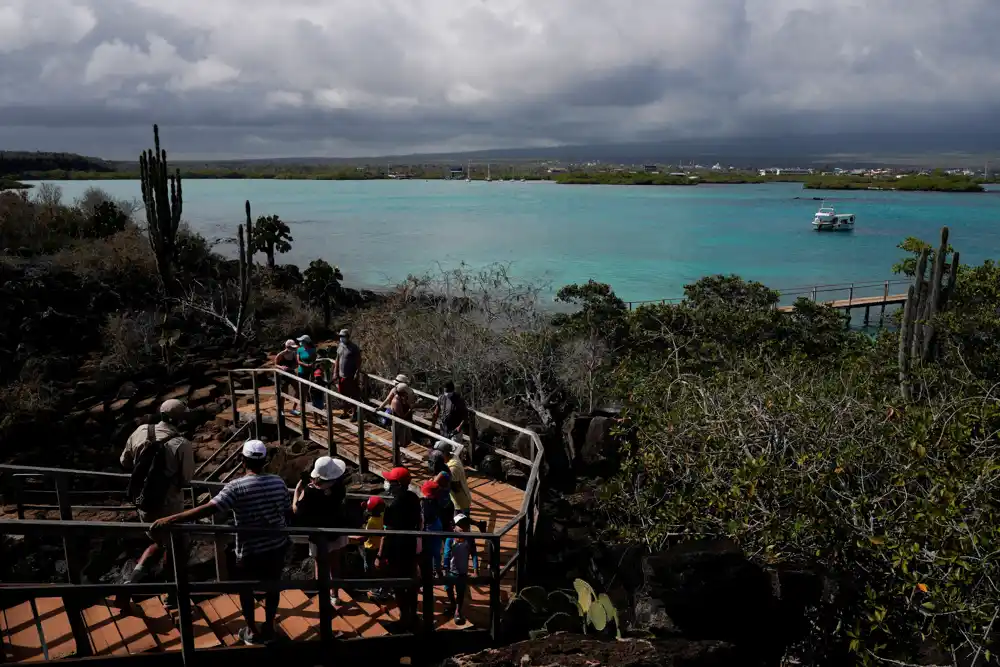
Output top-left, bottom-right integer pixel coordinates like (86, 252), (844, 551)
(898, 226), (959, 401)
(233, 200), (254, 342)
(139, 124), (183, 292)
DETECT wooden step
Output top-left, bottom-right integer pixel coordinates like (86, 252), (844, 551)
(2, 597), (79, 662)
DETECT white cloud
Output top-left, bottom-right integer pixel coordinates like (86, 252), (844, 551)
(83, 33), (239, 92)
(0, 0), (999, 157)
(0, 0), (96, 54)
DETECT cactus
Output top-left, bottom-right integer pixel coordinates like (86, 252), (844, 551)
(898, 227), (961, 401)
(574, 578), (598, 613)
(503, 579), (620, 640)
(519, 586), (548, 613)
(233, 200), (255, 343)
(139, 124), (182, 292)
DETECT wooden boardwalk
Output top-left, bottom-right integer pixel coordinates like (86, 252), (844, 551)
(2, 585), (498, 661)
(1, 369), (535, 663)
(776, 292), (907, 312)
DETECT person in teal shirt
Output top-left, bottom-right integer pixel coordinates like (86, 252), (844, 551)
(293, 335), (318, 415)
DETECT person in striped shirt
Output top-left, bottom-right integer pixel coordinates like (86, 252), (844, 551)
(152, 439), (290, 645)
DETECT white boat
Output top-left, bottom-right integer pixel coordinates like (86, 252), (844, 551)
(812, 204), (855, 231)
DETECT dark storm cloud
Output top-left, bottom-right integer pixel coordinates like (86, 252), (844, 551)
(0, 0), (998, 159)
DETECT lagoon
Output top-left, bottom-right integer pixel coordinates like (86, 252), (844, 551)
(34, 179), (1000, 303)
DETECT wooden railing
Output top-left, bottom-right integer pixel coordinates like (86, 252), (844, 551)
(227, 366), (544, 591)
(624, 278), (911, 310)
(0, 463), (521, 663)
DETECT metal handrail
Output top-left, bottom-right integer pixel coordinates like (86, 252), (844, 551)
(624, 278), (911, 308)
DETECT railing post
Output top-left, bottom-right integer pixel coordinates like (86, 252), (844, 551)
(466, 415), (478, 467)
(252, 373), (262, 435)
(848, 284), (854, 305)
(299, 379), (309, 439)
(489, 536), (501, 641)
(54, 473), (91, 658)
(515, 514), (528, 592)
(391, 418), (401, 467)
(357, 408), (368, 474)
(325, 389), (335, 457)
(12, 475), (25, 520)
(211, 515), (228, 581)
(316, 535), (335, 647)
(170, 532), (196, 665)
(228, 371), (239, 425)
(275, 372), (285, 445)
(880, 280), (890, 328)
(421, 547), (434, 635)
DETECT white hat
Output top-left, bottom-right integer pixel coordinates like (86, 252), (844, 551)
(159, 399), (188, 416)
(242, 439), (268, 459)
(453, 513), (469, 524)
(297, 334), (312, 344)
(395, 374), (409, 384)
(311, 456), (346, 481)
(339, 329), (350, 337)
(284, 339), (298, 349)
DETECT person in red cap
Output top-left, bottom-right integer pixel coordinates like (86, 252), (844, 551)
(376, 467), (421, 631)
(358, 495), (390, 602)
(420, 479), (445, 579)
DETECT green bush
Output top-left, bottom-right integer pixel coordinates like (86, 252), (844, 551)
(600, 266), (1000, 664)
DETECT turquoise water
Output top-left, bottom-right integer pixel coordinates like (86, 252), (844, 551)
(35, 179), (1000, 303)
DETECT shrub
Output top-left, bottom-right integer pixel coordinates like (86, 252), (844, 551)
(100, 312), (160, 372)
(48, 227), (156, 285)
(601, 267), (1000, 664)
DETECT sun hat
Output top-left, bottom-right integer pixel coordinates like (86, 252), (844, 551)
(297, 334), (312, 344)
(384, 467), (411, 485)
(159, 398), (189, 416)
(284, 339), (298, 349)
(395, 374), (409, 384)
(366, 496), (385, 511)
(311, 456), (346, 481)
(242, 439), (267, 459)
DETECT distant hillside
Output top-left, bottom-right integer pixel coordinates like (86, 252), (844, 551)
(0, 152), (119, 179)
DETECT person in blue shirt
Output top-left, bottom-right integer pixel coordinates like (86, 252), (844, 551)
(443, 513), (480, 625)
(292, 334), (317, 416)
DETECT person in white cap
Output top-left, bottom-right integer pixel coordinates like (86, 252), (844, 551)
(293, 455), (348, 609)
(332, 328), (362, 419)
(376, 374), (417, 448)
(117, 398), (194, 609)
(274, 339), (300, 404)
(151, 439), (290, 645)
(442, 512), (480, 625)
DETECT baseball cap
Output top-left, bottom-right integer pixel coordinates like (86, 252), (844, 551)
(434, 441), (453, 455)
(366, 496), (385, 511)
(453, 513), (469, 525)
(338, 329), (350, 337)
(384, 467), (411, 485)
(311, 456), (346, 481)
(242, 439), (268, 459)
(297, 334), (312, 344)
(395, 374), (409, 384)
(284, 339), (298, 349)
(420, 479), (439, 498)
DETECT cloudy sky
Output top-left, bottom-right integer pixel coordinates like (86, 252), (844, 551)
(0, 0), (998, 159)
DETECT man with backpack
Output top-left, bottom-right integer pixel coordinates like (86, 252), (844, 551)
(118, 399), (194, 608)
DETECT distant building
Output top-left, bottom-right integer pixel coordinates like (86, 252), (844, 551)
(643, 164), (658, 173)
(547, 167), (568, 174)
(448, 166), (465, 179)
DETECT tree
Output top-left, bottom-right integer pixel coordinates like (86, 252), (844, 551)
(85, 201), (129, 238)
(250, 214), (293, 269)
(303, 259), (343, 328)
